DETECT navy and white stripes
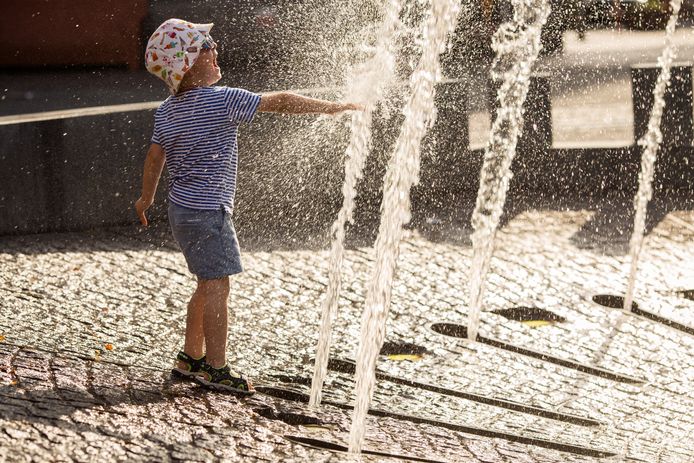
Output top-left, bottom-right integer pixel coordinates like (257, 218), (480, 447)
(151, 86), (261, 212)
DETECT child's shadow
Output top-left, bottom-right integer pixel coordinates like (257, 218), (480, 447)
(0, 368), (212, 442)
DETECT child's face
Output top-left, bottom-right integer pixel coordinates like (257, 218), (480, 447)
(184, 43), (222, 88)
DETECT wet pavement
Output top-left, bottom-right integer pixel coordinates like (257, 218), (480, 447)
(1, 208), (693, 462)
(2, 22), (694, 463)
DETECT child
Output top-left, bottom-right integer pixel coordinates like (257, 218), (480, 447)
(135, 19), (360, 394)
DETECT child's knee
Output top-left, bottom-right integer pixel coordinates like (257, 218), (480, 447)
(197, 276), (230, 293)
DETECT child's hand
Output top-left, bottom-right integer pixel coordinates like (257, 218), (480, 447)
(342, 102), (365, 112)
(332, 102), (365, 114)
(135, 197), (153, 227)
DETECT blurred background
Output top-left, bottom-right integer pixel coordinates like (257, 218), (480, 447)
(1, 1), (693, 243)
(3, 0), (694, 113)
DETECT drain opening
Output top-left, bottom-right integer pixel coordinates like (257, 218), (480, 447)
(430, 322), (468, 338)
(493, 307), (566, 326)
(269, 374), (312, 386)
(285, 435), (448, 463)
(592, 294), (639, 310)
(256, 386), (310, 404)
(592, 294), (694, 336)
(380, 341), (427, 362)
(265, 388), (615, 457)
(308, 358), (603, 426)
(678, 290), (694, 301)
(255, 406), (323, 426)
(429, 322), (644, 384)
(379, 341), (428, 356)
(286, 435), (346, 452)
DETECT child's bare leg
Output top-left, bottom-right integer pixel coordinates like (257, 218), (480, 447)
(177, 285), (206, 369)
(199, 276), (230, 368)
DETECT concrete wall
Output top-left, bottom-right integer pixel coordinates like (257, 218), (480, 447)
(0, 110), (158, 234)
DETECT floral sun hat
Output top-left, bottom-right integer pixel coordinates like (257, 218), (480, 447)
(145, 18), (214, 95)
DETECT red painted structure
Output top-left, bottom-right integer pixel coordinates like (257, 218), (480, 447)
(0, 0), (148, 70)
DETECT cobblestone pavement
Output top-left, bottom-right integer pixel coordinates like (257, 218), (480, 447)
(1, 209), (693, 462)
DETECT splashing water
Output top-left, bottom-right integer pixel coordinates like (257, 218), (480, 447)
(467, 0), (551, 342)
(308, 0), (403, 409)
(347, 0), (460, 453)
(624, 0), (681, 312)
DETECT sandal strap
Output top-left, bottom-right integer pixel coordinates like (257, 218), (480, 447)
(203, 364), (248, 385)
(176, 351), (206, 371)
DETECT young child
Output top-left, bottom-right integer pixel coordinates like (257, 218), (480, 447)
(135, 19), (360, 394)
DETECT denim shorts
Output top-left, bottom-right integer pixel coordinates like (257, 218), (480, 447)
(168, 202), (243, 280)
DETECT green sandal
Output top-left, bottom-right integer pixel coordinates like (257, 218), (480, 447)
(195, 363), (255, 395)
(170, 351), (206, 380)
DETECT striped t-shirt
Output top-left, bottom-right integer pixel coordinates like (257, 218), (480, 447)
(151, 86), (261, 212)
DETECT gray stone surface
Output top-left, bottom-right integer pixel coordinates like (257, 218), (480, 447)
(1, 209), (692, 462)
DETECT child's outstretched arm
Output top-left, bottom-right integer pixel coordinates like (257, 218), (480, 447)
(258, 92), (362, 115)
(134, 143), (166, 227)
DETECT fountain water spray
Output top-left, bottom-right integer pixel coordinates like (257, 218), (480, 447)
(308, 0), (403, 408)
(623, 0), (681, 312)
(347, 0), (460, 453)
(467, 0), (551, 341)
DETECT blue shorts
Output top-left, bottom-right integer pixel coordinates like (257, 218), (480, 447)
(168, 202), (243, 280)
